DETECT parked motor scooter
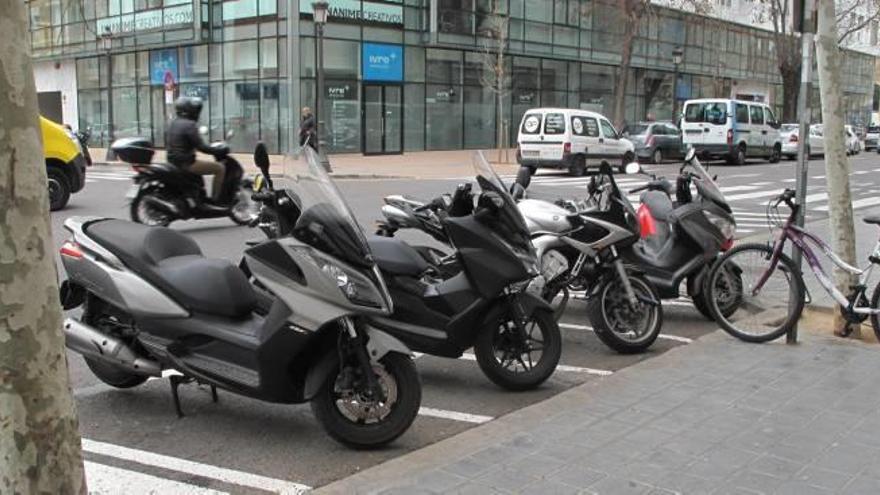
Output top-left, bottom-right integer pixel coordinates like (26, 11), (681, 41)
(58, 146), (421, 449)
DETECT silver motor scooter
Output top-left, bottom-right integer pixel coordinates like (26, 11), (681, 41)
(58, 146), (421, 449)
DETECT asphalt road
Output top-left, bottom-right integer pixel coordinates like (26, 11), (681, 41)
(52, 150), (880, 492)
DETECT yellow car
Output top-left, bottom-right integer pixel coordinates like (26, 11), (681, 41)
(42, 116), (87, 211)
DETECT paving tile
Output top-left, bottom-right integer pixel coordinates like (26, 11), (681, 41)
(749, 455), (804, 480)
(686, 447), (757, 480)
(810, 442), (879, 474)
(502, 454), (566, 479)
(726, 469), (785, 493)
(442, 457), (497, 479)
(446, 481), (507, 495)
(377, 487), (435, 495)
(655, 472), (717, 494)
(516, 478), (581, 495)
(791, 466), (852, 491)
(586, 476), (652, 495)
(635, 446), (697, 470)
(413, 470), (469, 493)
(840, 475), (880, 495)
(771, 481), (831, 495)
(546, 464), (607, 488)
(474, 468), (539, 493)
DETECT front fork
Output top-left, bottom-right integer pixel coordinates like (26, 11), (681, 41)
(611, 247), (639, 306)
(341, 317), (386, 401)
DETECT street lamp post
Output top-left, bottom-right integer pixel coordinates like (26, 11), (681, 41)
(100, 27), (114, 145)
(312, 1), (332, 172)
(671, 46), (684, 124)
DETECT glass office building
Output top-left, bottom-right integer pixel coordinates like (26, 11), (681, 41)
(28, 0), (876, 155)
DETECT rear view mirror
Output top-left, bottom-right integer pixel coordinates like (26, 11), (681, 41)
(624, 162), (641, 175)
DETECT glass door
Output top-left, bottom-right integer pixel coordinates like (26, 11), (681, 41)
(363, 84), (403, 155)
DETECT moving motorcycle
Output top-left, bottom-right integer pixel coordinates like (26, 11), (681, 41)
(58, 145), (421, 449)
(250, 152), (562, 391)
(112, 135), (257, 227)
(622, 148), (741, 320)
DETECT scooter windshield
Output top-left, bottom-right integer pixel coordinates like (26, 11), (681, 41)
(687, 156), (729, 211)
(275, 147), (373, 269)
(472, 152), (536, 259)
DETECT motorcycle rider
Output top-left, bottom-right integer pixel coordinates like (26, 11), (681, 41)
(166, 96), (226, 202)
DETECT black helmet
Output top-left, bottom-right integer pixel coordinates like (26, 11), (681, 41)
(175, 96), (203, 120)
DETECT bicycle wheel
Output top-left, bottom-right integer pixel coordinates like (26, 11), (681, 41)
(706, 243), (805, 343)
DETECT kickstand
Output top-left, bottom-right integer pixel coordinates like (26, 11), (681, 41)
(169, 375), (193, 418)
(210, 385), (219, 403)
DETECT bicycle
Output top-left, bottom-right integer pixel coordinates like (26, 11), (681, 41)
(704, 188), (880, 342)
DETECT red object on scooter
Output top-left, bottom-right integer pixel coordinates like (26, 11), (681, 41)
(637, 203), (657, 238)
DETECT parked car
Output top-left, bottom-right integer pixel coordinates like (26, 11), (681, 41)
(680, 98), (782, 165)
(622, 121), (683, 164)
(781, 123), (826, 160)
(866, 125), (879, 151)
(42, 116), (87, 211)
(516, 108), (635, 176)
(845, 125), (860, 155)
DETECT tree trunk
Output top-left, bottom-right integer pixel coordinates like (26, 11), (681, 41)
(0, 1), (86, 492)
(779, 63), (802, 122)
(612, 12), (636, 129)
(815, 0), (858, 335)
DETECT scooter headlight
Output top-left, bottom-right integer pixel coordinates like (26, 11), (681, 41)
(322, 263), (355, 296)
(705, 210), (736, 240)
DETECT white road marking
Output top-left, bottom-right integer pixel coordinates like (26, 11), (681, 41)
(725, 189), (785, 201)
(419, 407), (493, 424)
(804, 192), (828, 202)
(81, 439), (311, 495)
(814, 196), (880, 211)
(719, 185), (759, 193)
(414, 351), (613, 376)
(558, 323), (693, 344)
(85, 461), (228, 495)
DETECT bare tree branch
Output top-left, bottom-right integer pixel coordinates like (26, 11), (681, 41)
(837, 0), (880, 44)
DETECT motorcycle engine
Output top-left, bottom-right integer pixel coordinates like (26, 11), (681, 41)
(541, 250), (569, 284)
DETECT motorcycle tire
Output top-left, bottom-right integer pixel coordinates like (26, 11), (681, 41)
(84, 357), (148, 389)
(229, 183), (258, 226)
(473, 308), (561, 391)
(691, 288), (714, 321)
(311, 353), (421, 449)
(587, 274), (663, 354)
(697, 263), (744, 321)
(130, 190), (173, 227)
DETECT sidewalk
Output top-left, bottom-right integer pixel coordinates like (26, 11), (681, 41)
(88, 147), (523, 179)
(317, 331), (880, 495)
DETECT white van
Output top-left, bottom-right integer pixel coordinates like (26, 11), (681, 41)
(516, 108), (635, 176)
(681, 99), (782, 165)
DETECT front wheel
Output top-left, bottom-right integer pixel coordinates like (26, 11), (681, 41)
(705, 243), (804, 343)
(48, 168), (71, 211)
(587, 274), (662, 353)
(311, 353), (420, 449)
(473, 308), (561, 391)
(229, 183), (259, 225)
(768, 144), (781, 163)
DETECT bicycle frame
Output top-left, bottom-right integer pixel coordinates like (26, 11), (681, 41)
(756, 201), (880, 315)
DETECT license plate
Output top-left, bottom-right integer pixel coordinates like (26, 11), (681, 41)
(522, 150), (540, 157)
(125, 185), (139, 199)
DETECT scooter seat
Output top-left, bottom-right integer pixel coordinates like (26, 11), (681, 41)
(367, 236), (429, 277)
(86, 220), (256, 318)
(641, 190), (675, 223)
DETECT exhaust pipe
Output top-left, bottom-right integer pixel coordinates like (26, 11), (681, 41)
(63, 318), (161, 377)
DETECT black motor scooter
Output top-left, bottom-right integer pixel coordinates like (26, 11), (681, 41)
(113, 136), (257, 227)
(251, 152), (562, 391)
(620, 148), (741, 319)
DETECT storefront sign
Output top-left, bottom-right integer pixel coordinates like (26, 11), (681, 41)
(327, 83), (354, 100)
(150, 49), (179, 85)
(363, 43), (403, 82)
(96, 4), (193, 37)
(300, 0), (403, 26)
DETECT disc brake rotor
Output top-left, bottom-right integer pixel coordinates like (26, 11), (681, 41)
(605, 283), (650, 339)
(334, 364), (397, 424)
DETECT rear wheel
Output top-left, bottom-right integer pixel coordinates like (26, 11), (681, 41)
(82, 297), (149, 389)
(768, 144), (781, 163)
(587, 275), (662, 353)
(311, 353), (420, 449)
(568, 156), (586, 176)
(474, 308), (561, 391)
(705, 243), (804, 343)
(652, 148), (663, 165)
(734, 145), (747, 165)
(130, 190), (173, 227)
(47, 167), (71, 211)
